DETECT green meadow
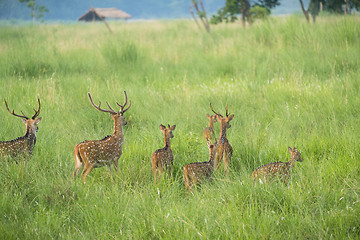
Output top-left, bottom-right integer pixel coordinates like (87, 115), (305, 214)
(0, 16), (359, 239)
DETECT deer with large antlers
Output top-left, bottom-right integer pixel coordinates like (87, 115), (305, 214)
(0, 98), (41, 162)
(183, 140), (218, 194)
(210, 104), (234, 177)
(151, 124), (176, 183)
(251, 147), (303, 185)
(73, 91), (131, 184)
(203, 114), (217, 141)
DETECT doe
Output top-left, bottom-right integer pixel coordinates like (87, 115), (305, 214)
(251, 147), (303, 185)
(151, 124), (176, 183)
(203, 114), (217, 141)
(183, 140), (218, 194)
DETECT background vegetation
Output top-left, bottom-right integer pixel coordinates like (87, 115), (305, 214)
(0, 16), (359, 239)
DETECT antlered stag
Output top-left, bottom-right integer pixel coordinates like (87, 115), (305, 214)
(0, 98), (41, 162)
(210, 104), (234, 177)
(73, 91), (131, 184)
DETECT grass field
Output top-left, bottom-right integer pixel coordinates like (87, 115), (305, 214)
(0, 15), (359, 239)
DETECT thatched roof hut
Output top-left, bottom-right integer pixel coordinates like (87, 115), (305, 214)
(78, 7), (131, 21)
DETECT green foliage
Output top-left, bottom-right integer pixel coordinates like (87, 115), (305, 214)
(18, 0), (48, 23)
(250, 5), (269, 20)
(324, 0), (360, 12)
(210, 0), (279, 25)
(0, 16), (359, 238)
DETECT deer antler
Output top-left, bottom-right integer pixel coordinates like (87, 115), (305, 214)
(210, 103), (223, 117)
(87, 93), (117, 114)
(31, 98), (41, 119)
(4, 99), (29, 120)
(225, 104), (231, 117)
(116, 91), (131, 114)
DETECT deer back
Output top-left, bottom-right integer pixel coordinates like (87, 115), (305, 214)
(0, 98), (41, 160)
(151, 124), (176, 168)
(251, 147), (303, 184)
(183, 141), (218, 187)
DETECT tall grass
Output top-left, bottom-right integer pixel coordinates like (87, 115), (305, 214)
(0, 16), (359, 239)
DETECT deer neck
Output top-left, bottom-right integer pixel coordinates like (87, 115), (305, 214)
(24, 126), (37, 148)
(112, 117), (124, 139)
(288, 156), (296, 170)
(219, 123), (228, 143)
(163, 134), (171, 150)
(208, 152), (216, 168)
(209, 120), (215, 130)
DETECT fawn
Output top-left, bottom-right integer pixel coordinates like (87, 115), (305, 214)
(0, 98), (41, 162)
(251, 147), (303, 185)
(73, 91), (131, 184)
(203, 114), (217, 141)
(183, 140), (218, 194)
(151, 124), (176, 183)
(210, 104), (234, 177)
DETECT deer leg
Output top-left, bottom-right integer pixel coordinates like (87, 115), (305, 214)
(215, 151), (222, 170)
(73, 149), (83, 179)
(82, 162), (94, 184)
(113, 159), (119, 173)
(166, 164), (172, 178)
(223, 156), (230, 178)
(152, 161), (157, 184)
(183, 169), (189, 195)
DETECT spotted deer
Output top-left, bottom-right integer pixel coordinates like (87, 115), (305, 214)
(251, 147), (303, 185)
(73, 91), (131, 184)
(203, 114), (217, 141)
(210, 104), (234, 177)
(151, 124), (176, 183)
(0, 98), (41, 162)
(183, 140), (218, 194)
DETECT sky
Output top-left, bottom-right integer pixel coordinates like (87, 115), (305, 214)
(0, 0), (302, 21)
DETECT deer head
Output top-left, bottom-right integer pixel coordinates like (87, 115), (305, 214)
(210, 103), (234, 129)
(160, 124), (176, 140)
(4, 98), (42, 135)
(88, 91), (131, 127)
(288, 147), (303, 162)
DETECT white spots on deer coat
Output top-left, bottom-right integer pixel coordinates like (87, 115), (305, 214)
(251, 147), (303, 184)
(73, 91), (131, 184)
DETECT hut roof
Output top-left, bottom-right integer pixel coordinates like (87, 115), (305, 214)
(78, 7), (131, 21)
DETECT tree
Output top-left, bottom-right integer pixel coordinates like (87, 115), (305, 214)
(18, 0), (48, 23)
(190, 0), (210, 32)
(299, 0), (360, 23)
(210, 0), (279, 27)
(323, 0), (360, 14)
(299, 0), (321, 23)
(250, 5), (270, 21)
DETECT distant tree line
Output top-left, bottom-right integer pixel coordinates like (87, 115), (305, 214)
(210, 0), (280, 27)
(299, 0), (360, 23)
(18, 0), (48, 23)
(210, 0), (360, 26)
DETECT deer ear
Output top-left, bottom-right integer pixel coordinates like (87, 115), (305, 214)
(288, 147), (293, 153)
(293, 147), (297, 152)
(170, 125), (176, 131)
(35, 117), (42, 124)
(206, 113), (210, 118)
(228, 114), (234, 121)
(21, 118), (27, 124)
(159, 124), (166, 130)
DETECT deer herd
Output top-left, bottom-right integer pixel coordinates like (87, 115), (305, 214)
(1, 91), (303, 194)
